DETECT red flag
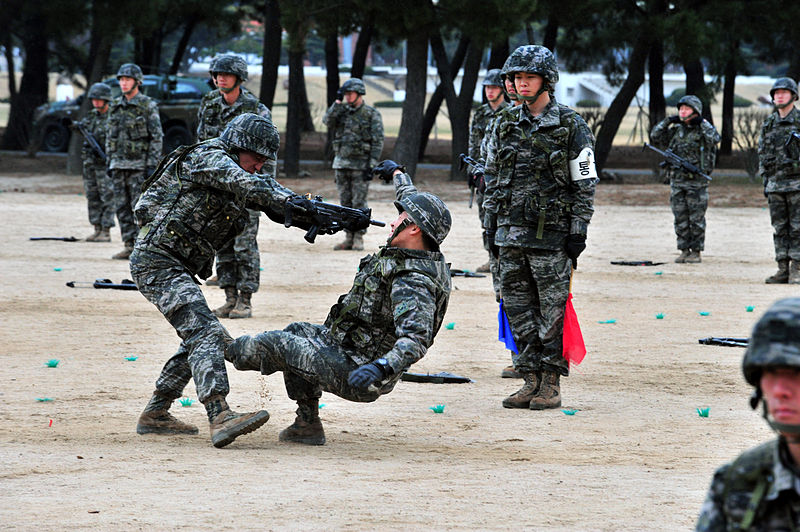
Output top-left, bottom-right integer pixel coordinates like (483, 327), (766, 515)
(562, 292), (586, 366)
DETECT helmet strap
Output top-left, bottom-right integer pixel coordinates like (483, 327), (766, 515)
(387, 218), (412, 246)
(487, 92), (503, 104)
(761, 399), (800, 441)
(775, 99), (795, 110)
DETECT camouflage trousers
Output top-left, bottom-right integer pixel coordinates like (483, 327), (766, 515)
(111, 169), (146, 245)
(226, 322), (398, 404)
(82, 160), (116, 229)
(216, 209), (260, 293)
(335, 169), (370, 236)
(670, 186), (708, 251)
(499, 246), (571, 376)
(129, 248), (232, 403)
(767, 190), (800, 261)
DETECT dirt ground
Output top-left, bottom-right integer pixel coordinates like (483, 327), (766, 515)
(0, 160), (791, 531)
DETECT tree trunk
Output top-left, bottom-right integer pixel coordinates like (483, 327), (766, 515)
(259, 0), (281, 109)
(350, 19), (374, 80)
(449, 43), (482, 180)
(392, 29), (428, 176)
(488, 39), (508, 70)
(647, 39), (665, 131)
(285, 48), (305, 178)
(324, 34), (339, 163)
(2, 32), (17, 100)
(525, 23), (535, 45)
(684, 59), (712, 124)
(595, 35), (649, 171)
(543, 16), (559, 51)
(169, 17), (198, 75)
(720, 48), (738, 156)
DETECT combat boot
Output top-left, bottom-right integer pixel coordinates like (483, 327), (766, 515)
(529, 371), (562, 410)
(500, 365), (523, 378)
(351, 233), (364, 251)
(766, 259), (790, 284)
(279, 400), (326, 445)
(685, 250), (702, 263)
(674, 250), (690, 263)
(94, 227), (111, 242)
(85, 225), (102, 242)
(790, 260), (800, 284)
(501, 372), (540, 409)
(229, 291), (252, 319)
(111, 241), (134, 260)
(213, 287), (238, 318)
(206, 395), (270, 448)
(333, 233), (354, 250)
(137, 410), (199, 435)
(476, 261), (491, 273)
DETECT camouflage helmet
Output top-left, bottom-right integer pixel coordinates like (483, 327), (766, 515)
(116, 63), (143, 83)
(483, 69), (503, 87)
(220, 113), (280, 160)
(394, 192), (451, 246)
(677, 94), (703, 116)
(87, 82), (112, 101)
(770, 77), (798, 99)
(341, 78), (366, 95)
(209, 54), (249, 82)
(502, 45), (559, 86)
(743, 298), (800, 386)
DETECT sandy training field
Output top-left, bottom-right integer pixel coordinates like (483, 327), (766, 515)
(0, 166), (791, 530)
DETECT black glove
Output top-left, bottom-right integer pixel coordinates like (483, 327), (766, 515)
(565, 234), (587, 269)
(668, 115), (681, 124)
(484, 227), (499, 259)
(336, 88), (344, 101)
(372, 159), (406, 183)
(362, 168), (373, 182)
(348, 361), (389, 390)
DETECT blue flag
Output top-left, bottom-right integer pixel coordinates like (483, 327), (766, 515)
(498, 300), (518, 354)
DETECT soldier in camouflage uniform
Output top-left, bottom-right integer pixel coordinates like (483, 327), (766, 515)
(695, 298), (800, 530)
(470, 68), (509, 274)
(225, 160), (451, 446)
(323, 78), (384, 251)
(78, 82), (115, 242)
(106, 63), (163, 260)
(650, 94), (720, 264)
(759, 77), (800, 284)
(483, 45), (597, 410)
(197, 54), (272, 319)
(131, 114), (322, 448)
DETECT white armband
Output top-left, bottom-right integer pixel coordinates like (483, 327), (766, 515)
(569, 147), (598, 181)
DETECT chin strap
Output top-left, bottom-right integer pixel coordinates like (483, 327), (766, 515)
(761, 399), (800, 443)
(386, 218), (412, 246)
(774, 95), (797, 110)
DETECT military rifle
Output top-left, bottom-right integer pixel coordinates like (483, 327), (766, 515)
(66, 278), (138, 290)
(643, 142), (711, 181)
(284, 194), (386, 244)
(457, 153), (486, 208)
(30, 236), (78, 242)
(65, 118), (107, 162)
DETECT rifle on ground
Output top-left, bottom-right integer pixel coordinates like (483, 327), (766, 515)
(401, 371), (473, 383)
(643, 142), (711, 181)
(458, 153), (486, 208)
(65, 118), (107, 162)
(450, 268), (486, 278)
(284, 194), (386, 243)
(66, 278), (138, 290)
(30, 236), (78, 242)
(698, 337), (748, 348)
(610, 260), (666, 266)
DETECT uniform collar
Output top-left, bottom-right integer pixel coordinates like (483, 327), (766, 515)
(517, 98), (560, 129)
(767, 438), (800, 500)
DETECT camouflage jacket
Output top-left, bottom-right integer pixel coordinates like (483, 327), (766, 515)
(650, 116), (720, 189)
(79, 108), (108, 165)
(106, 92), (163, 171)
(695, 439), (800, 531)
(483, 98), (597, 250)
(469, 101), (509, 160)
(196, 87), (270, 141)
(759, 107), (800, 193)
(133, 139), (296, 279)
(324, 172), (451, 379)
(323, 101), (384, 170)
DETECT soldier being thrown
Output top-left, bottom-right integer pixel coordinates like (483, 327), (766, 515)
(131, 113), (325, 448)
(225, 160), (452, 446)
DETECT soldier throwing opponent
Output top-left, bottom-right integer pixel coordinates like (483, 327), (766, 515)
(225, 160), (452, 445)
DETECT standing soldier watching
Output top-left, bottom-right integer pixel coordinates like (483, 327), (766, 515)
(197, 54), (271, 319)
(323, 78), (384, 251)
(650, 95), (720, 264)
(106, 63), (163, 260)
(695, 298), (800, 530)
(483, 45), (597, 410)
(78, 82), (115, 242)
(469, 68), (509, 274)
(759, 77), (800, 284)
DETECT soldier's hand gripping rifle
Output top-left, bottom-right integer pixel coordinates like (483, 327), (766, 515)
(458, 153), (486, 208)
(643, 142), (711, 181)
(284, 194), (386, 243)
(65, 118), (107, 162)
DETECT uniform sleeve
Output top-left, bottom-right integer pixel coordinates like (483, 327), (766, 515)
(146, 100), (163, 167)
(257, 102), (272, 120)
(694, 464), (730, 532)
(649, 117), (673, 149)
(468, 108), (481, 160)
(382, 271), (439, 371)
(567, 118), (597, 235)
(702, 122), (721, 173)
(369, 108), (384, 168)
(481, 118), (502, 228)
(758, 119), (769, 181)
(322, 102), (344, 128)
(393, 170), (419, 202)
(196, 99), (208, 140)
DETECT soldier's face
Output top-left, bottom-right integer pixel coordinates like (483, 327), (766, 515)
(215, 73), (238, 90)
(514, 72), (543, 98)
(504, 78), (518, 100)
(761, 367), (800, 430)
(678, 105), (695, 120)
(485, 85), (503, 102)
(774, 89), (794, 107)
(238, 150), (268, 174)
(344, 91), (360, 105)
(389, 212), (413, 246)
(118, 76), (137, 95)
(91, 99), (108, 113)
